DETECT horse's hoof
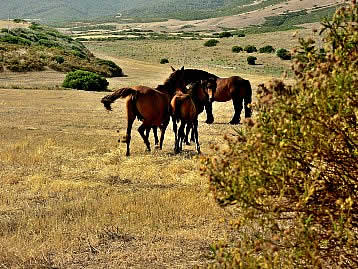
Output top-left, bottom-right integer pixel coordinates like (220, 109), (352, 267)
(185, 142), (190, 145)
(205, 119), (214, 124)
(154, 145), (160, 149)
(229, 120), (240, 125)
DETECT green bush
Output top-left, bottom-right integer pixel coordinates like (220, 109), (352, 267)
(244, 45), (257, 53)
(219, 31), (232, 38)
(231, 46), (243, 53)
(62, 70), (109, 91)
(259, 45), (275, 53)
(246, 56), (257, 65)
(204, 39), (219, 47)
(160, 58), (169, 64)
(237, 33), (246, 37)
(202, 1), (358, 267)
(0, 34), (31, 46)
(55, 56), (64, 64)
(276, 48), (291, 60)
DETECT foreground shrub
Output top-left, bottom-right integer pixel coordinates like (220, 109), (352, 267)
(244, 45), (257, 53)
(276, 48), (291, 60)
(246, 56), (257, 65)
(204, 39), (219, 47)
(259, 45), (275, 53)
(202, 1), (357, 268)
(62, 70), (108, 91)
(231, 46), (243, 53)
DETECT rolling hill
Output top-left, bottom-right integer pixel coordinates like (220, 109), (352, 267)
(0, 0), (341, 24)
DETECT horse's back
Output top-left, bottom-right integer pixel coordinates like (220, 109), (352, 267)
(215, 76), (251, 100)
(131, 85), (170, 126)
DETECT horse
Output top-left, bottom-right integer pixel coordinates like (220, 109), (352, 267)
(171, 67), (252, 125)
(171, 79), (214, 154)
(101, 67), (186, 156)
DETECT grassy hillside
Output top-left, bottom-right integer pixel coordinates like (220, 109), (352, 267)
(0, 0), (339, 23)
(0, 22), (123, 77)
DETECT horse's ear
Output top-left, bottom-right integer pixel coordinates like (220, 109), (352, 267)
(170, 66), (176, 72)
(180, 66), (184, 71)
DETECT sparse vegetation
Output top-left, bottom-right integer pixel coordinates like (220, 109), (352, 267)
(231, 45), (243, 53)
(276, 48), (291, 60)
(246, 55), (257, 65)
(259, 45), (275, 53)
(204, 39), (219, 47)
(244, 45), (257, 53)
(219, 31), (232, 38)
(160, 58), (169, 64)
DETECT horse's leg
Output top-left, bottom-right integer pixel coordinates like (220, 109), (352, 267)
(193, 118), (200, 154)
(244, 80), (253, 118)
(172, 116), (179, 152)
(205, 102), (214, 124)
(159, 117), (170, 150)
(178, 121), (186, 152)
(124, 101), (136, 156)
(230, 96), (243, 125)
(152, 126), (159, 148)
(184, 123), (192, 145)
(138, 124), (151, 152)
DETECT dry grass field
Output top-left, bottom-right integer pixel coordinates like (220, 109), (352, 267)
(0, 27), (299, 268)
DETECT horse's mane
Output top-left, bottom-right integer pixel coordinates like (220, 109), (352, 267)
(184, 69), (219, 82)
(156, 69), (184, 95)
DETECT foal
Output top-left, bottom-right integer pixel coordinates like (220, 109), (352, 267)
(171, 80), (213, 154)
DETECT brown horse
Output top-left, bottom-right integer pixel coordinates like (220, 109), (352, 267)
(101, 68), (186, 156)
(172, 67), (252, 125)
(171, 80), (214, 154)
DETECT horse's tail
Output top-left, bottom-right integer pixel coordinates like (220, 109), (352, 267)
(101, 88), (137, 111)
(244, 79), (252, 117)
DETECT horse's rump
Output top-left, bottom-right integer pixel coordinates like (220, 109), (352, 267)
(134, 88), (171, 126)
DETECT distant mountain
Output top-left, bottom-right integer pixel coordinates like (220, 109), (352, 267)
(0, 0), (340, 23)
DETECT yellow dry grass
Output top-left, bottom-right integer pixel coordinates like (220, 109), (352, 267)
(0, 27), (298, 266)
(0, 65), (285, 267)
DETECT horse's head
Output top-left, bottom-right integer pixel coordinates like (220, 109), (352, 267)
(166, 66), (186, 94)
(204, 77), (217, 103)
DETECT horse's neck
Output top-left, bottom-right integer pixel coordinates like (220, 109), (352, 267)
(156, 84), (174, 96)
(190, 91), (205, 113)
(186, 69), (218, 82)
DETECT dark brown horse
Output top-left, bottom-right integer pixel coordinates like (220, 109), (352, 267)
(101, 68), (186, 156)
(172, 67), (252, 125)
(171, 80), (214, 154)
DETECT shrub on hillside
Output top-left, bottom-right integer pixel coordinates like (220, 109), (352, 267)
(0, 33), (31, 46)
(246, 56), (257, 65)
(62, 70), (109, 91)
(259, 45), (275, 53)
(232, 46), (243, 53)
(237, 33), (246, 37)
(203, 1), (358, 268)
(160, 58), (169, 64)
(55, 56), (64, 64)
(244, 45), (257, 53)
(276, 48), (291, 60)
(219, 32), (232, 38)
(95, 58), (123, 77)
(204, 39), (219, 47)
